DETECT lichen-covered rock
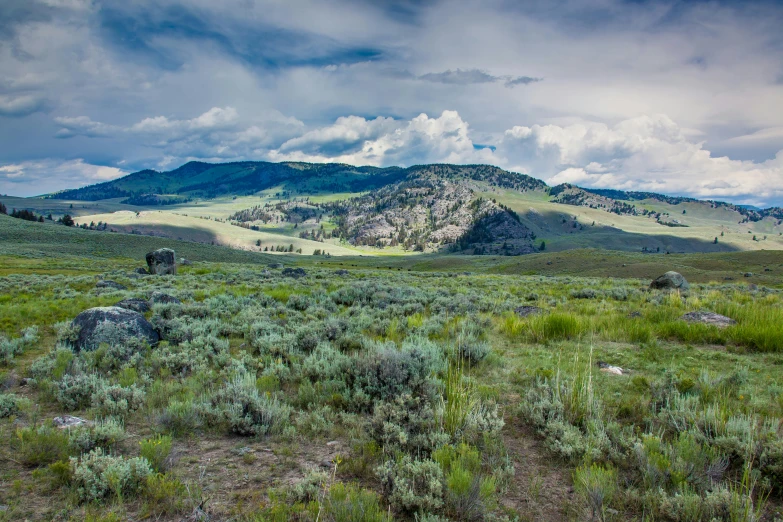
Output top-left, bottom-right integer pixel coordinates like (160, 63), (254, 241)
(96, 280), (127, 290)
(149, 291), (182, 305)
(514, 305), (543, 317)
(680, 311), (736, 328)
(71, 307), (159, 352)
(114, 298), (151, 313)
(145, 248), (177, 275)
(650, 271), (689, 291)
(282, 267), (307, 278)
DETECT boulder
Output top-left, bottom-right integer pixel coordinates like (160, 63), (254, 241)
(53, 415), (92, 429)
(71, 306), (159, 352)
(514, 305), (543, 318)
(268, 263), (284, 269)
(146, 248), (177, 275)
(282, 267), (307, 278)
(180, 258), (192, 266)
(334, 269), (350, 276)
(649, 271), (689, 291)
(114, 298), (151, 313)
(680, 311), (736, 328)
(149, 291), (182, 305)
(96, 280), (127, 290)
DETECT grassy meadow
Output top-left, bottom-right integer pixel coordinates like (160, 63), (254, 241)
(1, 211), (783, 521)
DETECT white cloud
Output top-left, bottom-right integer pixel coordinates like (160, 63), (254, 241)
(498, 114), (783, 205)
(0, 159), (126, 196)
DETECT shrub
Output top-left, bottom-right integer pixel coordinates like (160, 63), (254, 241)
(209, 372), (292, 436)
(139, 434), (173, 472)
(70, 448), (152, 502)
(0, 392), (20, 418)
(371, 393), (447, 454)
(433, 443), (498, 521)
(324, 482), (392, 522)
(573, 462), (617, 521)
(91, 383), (146, 418)
(0, 326), (39, 365)
(56, 373), (105, 411)
(13, 424), (72, 467)
(377, 456), (444, 514)
(142, 473), (189, 516)
(70, 417), (127, 452)
(157, 398), (203, 435)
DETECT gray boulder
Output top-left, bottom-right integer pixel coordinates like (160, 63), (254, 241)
(680, 311), (736, 328)
(146, 248), (177, 275)
(282, 267), (307, 278)
(71, 306), (159, 352)
(114, 298), (151, 313)
(268, 263), (284, 269)
(514, 305), (543, 317)
(650, 271), (689, 291)
(96, 280), (127, 290)
(150, 291), (182, 305)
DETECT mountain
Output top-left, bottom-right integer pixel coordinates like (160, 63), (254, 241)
(12, 160), (781, 256)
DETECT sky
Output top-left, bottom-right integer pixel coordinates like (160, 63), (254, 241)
(1, 0), (782, 206)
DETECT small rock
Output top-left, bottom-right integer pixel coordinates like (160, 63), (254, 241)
(114, 298), (151, 313)
(627, 311), (642, 318)
(326, 440), (340, 447)
(597, 361), (626, 375)
(622, 264), (627, 267)
(134, 267), (149, 275)
(744, 272), (753, 277)
(514, 305), (543, 318)
(764, 268), (772, 272)
(680, 311), (736, 328)
(650, 271), (689, 291)
(334, 269), (350, 276)
(149, 291), (182, 305)
(546, 261), (553, 265)
(53, 415), (92, 429)
(282, 267), (307, 278)
(180, 258), (192, 266)
(748, 284), (758, 291)
(96, 280), (127, 290)
(19, 378), (30, 387)
(146, 248), (177, 275)
(71, 306), (159, 352)
(724, 277), (734, 280)
(268, 263), (283, 269)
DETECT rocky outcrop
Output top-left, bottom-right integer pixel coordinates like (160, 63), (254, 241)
(650, 271), (689, 291)
(282, 267), (307, 278)
(514, 305), (543, 317)
(96, 280), (127, 290)
(149, 291), (182, 305)
(680, 311), (736, 328)
(146, 248), (177, 275)
(114, 298), (151, 313)
(71, 306), (159, 351)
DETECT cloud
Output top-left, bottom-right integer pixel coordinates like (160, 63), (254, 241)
(416, 68), (542, 88)
(498, 114), (783, 205)
(0, 94), (48, 117)
(0, 159), (126, 196)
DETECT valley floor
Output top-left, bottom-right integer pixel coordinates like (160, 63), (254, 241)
(1, 246), (782, 521)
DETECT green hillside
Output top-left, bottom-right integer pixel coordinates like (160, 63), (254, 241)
(4, 160), (782, 257)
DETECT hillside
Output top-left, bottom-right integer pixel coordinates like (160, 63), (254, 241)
(4, 160), (782, 256)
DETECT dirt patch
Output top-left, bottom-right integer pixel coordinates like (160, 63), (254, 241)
(172, 435), (345, 518)
(500, 417), (580, 522)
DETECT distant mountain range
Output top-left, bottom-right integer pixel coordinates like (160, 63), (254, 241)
(37, 161), (783, 255)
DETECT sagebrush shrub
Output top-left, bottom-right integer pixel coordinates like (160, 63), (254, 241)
(91, 382), (146, 418)
(70, 448), (151, 502)
(209, 372), (292, 435)
(70, 417), (127, 452)
(377, 455), (444, 514)
(0, 392), (19, 418)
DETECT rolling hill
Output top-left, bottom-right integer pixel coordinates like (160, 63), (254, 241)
(2, 160), (781, 256)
